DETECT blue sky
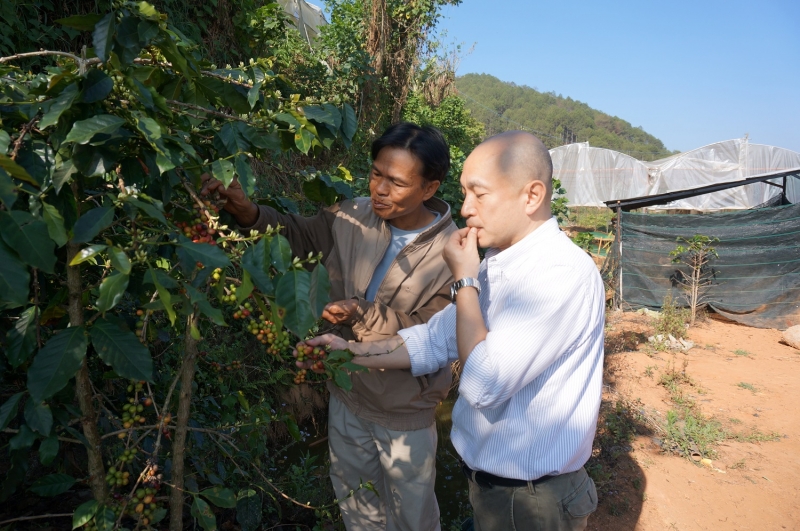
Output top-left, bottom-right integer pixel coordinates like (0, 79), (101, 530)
(308, 1), (799, 153)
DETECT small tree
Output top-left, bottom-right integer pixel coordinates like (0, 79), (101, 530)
(669, 235), (719, 326)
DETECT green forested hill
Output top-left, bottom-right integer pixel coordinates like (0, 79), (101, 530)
(456, 73), (677, 160)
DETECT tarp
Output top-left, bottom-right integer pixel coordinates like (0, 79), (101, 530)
(614, 202), (800, 330)
(552, 138), (800, 210)
(279, 0), (327, 45)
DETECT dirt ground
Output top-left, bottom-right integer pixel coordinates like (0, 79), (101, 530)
(587, 311), (800, 531)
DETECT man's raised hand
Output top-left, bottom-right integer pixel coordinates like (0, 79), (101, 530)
(322, 299), (360, 325)
(443, 227), (480, 280)
(200, 173), (259, 226)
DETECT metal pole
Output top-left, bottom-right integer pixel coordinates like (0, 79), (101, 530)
(783, 176), (787, 204)
(616, 204), (622, 310)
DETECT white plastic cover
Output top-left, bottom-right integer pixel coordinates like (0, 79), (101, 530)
(278, 0), (327, 45)
(551, 137), (800, 210)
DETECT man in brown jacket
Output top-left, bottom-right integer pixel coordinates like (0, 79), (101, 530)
(201, 123), (457, 530)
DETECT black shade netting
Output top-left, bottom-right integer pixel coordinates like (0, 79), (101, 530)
(615, 202), (800, 330)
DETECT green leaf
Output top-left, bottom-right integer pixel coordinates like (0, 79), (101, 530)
(0, 210), (56, 273)
(0, 130), (9, 154)
(0, 240), (30, 309)
(27, 326), (88, 402)
(39, 83), (80, 130)
(138, 20), (159, 45)
(65, 115), (126, 145)
(302, 105), (335, 125)
(10, 423), (37, 450)
(126, 197), (167, 224)
(341, 103), (357, 141)
(143, 267), (178, 289)
(234, 155), (256, 197)
(177, 239), (231, 270)
(81, 69), (114, 103)
(92, 12), (116, 63)
(191, 496), (217, 530)
(6, 307), (38, 367)
(30, 473), (75, 497)
(241, 239), (273, 296)
(39, 435), (59, 466)
(29, 473), (74, 497)
(333, 368), (353, 391)
(94, 507), (116, 531)
(309, 264), (331, 319)
(108, 247), (131, 275)
(135, 116), (162, 144)
(197, 300), (226, 326)
(269, 234), (292, 273)
(56, 14), (103, 31)
(96, 272), (129, 313)
(294, 127), (314, 154)
(24, 400), (53, 435)
(150, 506), (167, 523)
(0, 153), (39, 187)
(0, 393), (24, 431)
(247, 81), (262, 109)
(276, 269), (313, 337)
(53, 159), (78, 194)
(236, 489), (261, 531)
(284, 414), (301, 441)
(90, 318), (153, 382)
(73, 499), (99, 529)
(42, 202), (69, 247)
(71, 207), (114, 243)
(200, 486), (237, 508)
(69, 244), (107, 266)
(0, 168), (18, 207)
(235, 271), (254, 304)
(211, 158), (234, 188)
(149, 266), (176, 326)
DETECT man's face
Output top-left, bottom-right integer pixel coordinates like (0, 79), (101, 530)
(459, 152), (531, 251)
(369, 147), (439, 223)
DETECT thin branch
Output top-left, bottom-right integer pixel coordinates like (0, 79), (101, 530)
(166, 99), (252, 123)
(2, 428), (80, 444)
(10, 115), (38, 161)
(0, 50), (101, 66)
(0, 513), (73, 526)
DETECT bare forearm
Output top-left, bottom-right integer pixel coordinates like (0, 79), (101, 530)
(455, 288), (487, 365)
(350, 336), (412, 370)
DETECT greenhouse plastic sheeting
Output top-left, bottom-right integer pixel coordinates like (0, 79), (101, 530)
(552, 137), (800, 210)
(616, 202), (800, 330)
(278, 0), (327, 44)
(550, 142), (652, 207)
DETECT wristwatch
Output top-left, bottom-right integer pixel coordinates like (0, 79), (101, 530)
(450, 278), (481, 302)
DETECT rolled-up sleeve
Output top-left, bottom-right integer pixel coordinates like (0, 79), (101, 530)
(398, 303), (457, 376)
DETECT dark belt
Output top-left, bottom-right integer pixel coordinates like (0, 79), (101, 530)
(460, 461), (555, 489)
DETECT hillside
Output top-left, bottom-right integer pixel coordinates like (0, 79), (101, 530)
(456, 73), (676, 160)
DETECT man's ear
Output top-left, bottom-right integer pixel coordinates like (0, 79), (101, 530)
(422, 179), (441, 200)
(524, 180), (547, 215)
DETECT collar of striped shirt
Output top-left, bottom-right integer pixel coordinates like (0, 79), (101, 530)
(398, 215), (606, 481)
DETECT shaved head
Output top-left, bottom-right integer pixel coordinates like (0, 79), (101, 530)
(470, 131), (553, 197)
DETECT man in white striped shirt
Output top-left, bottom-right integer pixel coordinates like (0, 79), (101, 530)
(302, 131), (604, 530)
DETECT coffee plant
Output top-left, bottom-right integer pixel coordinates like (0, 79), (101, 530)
(0, 2), (364, 529)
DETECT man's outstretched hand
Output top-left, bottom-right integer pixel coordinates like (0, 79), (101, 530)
(321, 299), (360, 325)
(200, 173), (259, 227)
(293, 334), (350, 372)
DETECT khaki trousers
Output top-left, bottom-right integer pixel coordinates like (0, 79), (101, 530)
(328, 394), (441, 531)
(466, 467), (597, 531)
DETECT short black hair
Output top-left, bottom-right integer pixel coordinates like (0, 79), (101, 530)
(371, 122), (450, 183)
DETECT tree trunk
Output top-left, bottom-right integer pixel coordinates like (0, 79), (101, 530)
(67, 232), (107, 502)
(169, 312), (199, 530)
